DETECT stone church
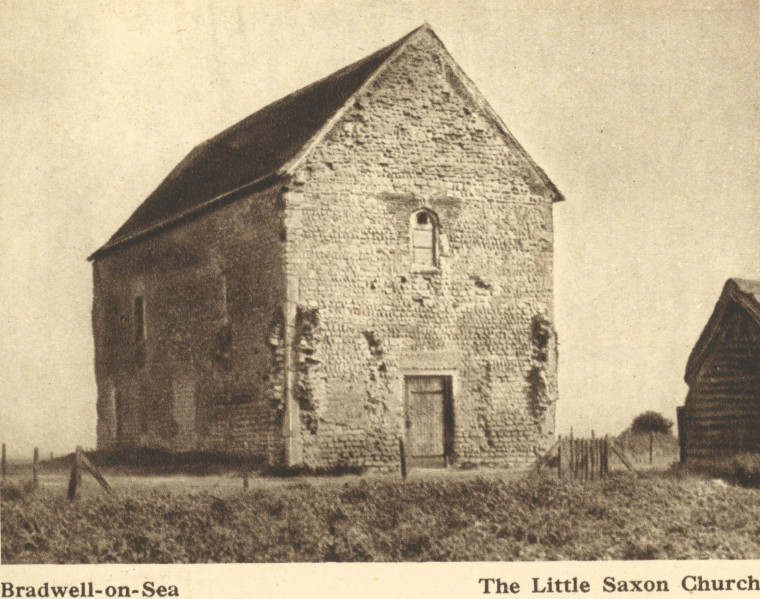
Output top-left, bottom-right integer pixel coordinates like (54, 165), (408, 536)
(90, 25), (563, 470)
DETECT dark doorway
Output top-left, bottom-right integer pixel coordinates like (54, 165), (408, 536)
(405, 375), (454, 468)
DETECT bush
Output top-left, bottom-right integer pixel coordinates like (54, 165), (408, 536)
(0, 480), (37, 502)
(733, 453), (760, 487)
(631, 411), (673, 435)
(1, 483), (24, 502)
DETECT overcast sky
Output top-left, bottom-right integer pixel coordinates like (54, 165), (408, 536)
(1, 0), (758, 458)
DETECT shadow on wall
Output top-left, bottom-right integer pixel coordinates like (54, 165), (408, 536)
(526, 314), (555, 420)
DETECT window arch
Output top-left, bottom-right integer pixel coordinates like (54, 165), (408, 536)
(411, 209), (438, 268)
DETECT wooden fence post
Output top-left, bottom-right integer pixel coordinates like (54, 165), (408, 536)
(570, 438), (575, 480)
(1, 443), (6, 481)
(570, 438), (574, 479)
(603, 435), (609, 477)
(596, 438), (602, 479)
(649, 430), (654, 465)
(579, 439), (584, 481)
(569, 438), (574, 479)
(399, 438), (407, 479)
(33, 447), (39, 489)
(611, 443), (639, 477)
(67, 447), (82, 500)
(78, 451), (113, 494)
(242, 442), (249, 490)
(569, 430), (574, 479)
(597, 438), (603, 478)
(596, 439), (600, 480)
(586, 439), (590, 481)
(557, 438), (563, 479)
(583, 440), (589, 481)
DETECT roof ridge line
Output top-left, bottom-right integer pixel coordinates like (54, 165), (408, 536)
(206, 25), (426, 150)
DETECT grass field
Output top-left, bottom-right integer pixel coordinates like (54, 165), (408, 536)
(3, 463), (760, 564)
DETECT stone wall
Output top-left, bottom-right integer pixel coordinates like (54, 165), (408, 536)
(92, 185), (286, 462)
(284, 29), (558, 469)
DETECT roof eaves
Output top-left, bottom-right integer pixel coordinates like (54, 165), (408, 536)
(89, 25), (428, 262)
(88, 171), (282, 261)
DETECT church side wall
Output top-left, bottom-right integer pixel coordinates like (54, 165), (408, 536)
(92, 186), (287, 463)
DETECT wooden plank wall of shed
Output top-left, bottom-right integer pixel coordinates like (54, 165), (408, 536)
(685, 309), (760, 463)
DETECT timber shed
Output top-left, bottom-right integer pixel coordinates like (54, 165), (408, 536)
(89, 25), (563, 471)
(680, 278), (760, 465)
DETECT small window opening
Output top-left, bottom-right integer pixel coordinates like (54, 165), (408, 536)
(229, 392), (253, 405)
(412, 209), (437, 268)
(134, 296), (145, 342)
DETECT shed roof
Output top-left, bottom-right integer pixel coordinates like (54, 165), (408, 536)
(90, 24), (563, 259)
(685, 278), (760, 385)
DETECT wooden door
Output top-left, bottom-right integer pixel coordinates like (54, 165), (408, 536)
(405, 376), (452, 468)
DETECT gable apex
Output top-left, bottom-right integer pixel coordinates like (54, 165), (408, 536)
(414, 27), (565, 205)
(685, 278), (760, 385)
(90, 24), (563, 260)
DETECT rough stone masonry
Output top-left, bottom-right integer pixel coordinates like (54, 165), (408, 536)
(89, 24), (564, 471)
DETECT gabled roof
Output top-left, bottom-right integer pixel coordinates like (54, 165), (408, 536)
(90, 24), (563, 260)
(685, 278), (760, 385)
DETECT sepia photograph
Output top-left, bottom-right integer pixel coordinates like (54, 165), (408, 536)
(1, 0), (759, 570)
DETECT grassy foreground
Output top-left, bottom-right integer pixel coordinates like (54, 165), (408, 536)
(3, 471), (760, 563)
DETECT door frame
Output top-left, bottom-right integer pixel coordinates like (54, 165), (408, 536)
(400, 370), (457, 467)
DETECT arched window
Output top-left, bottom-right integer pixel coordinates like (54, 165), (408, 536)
(411, 210), (437, 268)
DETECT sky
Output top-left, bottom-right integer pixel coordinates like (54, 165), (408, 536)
(1, 0), (758, 458)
